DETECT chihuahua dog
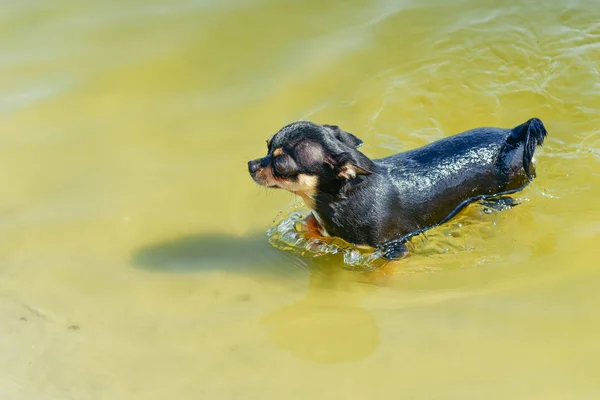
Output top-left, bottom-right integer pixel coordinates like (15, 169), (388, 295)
(248, 118), (547, 259)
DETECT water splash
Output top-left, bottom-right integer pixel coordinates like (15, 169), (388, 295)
(267, 199), (517, 270)
(266, 203), (388, 270)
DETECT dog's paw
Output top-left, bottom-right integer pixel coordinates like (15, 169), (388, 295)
(479, 195), (520, 213)
(380, 242), (409, 260)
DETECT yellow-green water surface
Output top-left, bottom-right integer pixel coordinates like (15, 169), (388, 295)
(1, 0), (600, 398)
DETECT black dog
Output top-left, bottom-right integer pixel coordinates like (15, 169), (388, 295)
(248, 118), (547, 258)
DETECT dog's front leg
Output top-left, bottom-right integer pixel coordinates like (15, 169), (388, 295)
(297, 212), (326, 240)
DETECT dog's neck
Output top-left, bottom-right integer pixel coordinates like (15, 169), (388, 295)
(304, 174), (373, 235)
(319, 174), (371, 198)
(297, 191), (316, 209)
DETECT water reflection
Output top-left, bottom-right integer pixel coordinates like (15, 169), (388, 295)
(133, 233), (383, 364)
(261, 259), (381, 364)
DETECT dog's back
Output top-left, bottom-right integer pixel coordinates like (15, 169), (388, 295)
(370, 118), (548, 243)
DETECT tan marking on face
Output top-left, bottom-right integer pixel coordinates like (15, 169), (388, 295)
(254, 166), (318, 209)
(252, 164), (276, 186)
(272, 147), (284, 157)
(276, 173), (318, 195)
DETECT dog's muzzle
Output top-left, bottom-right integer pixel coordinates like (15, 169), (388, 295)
(248, 159), (260, 174)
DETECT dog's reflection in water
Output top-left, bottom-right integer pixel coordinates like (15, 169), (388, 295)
(133, 232), (387, 364)
(261, 257), (383, 364)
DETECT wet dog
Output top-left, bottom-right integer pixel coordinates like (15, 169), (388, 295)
(248, 118), (547, 259)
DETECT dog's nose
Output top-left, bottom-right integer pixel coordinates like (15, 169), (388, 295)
(248, 160), (260, 174)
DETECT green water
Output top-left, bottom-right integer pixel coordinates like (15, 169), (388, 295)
(1, 0), (600, 398)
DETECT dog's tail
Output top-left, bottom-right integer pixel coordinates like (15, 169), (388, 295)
(507, 117), (548, 178)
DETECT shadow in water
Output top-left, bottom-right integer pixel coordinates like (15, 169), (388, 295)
(132, 232), (383, 363)
(261, 258), (381, 364)
(131, 232), (315, 275)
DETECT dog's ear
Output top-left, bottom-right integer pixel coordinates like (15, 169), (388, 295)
(327, 151), (373, 180)
(324, 125), (363, 148)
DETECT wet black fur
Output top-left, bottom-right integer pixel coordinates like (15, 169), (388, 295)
(249, 118), (547, 258)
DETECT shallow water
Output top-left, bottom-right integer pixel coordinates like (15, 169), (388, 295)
(1, 0), (600, 398)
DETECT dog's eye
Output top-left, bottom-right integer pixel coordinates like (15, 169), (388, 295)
(273, 157), (292, 176)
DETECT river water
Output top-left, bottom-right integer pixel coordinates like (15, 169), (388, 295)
(1, 0), (600, 398)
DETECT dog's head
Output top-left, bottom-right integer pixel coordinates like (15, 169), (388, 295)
(248, 121), (374, 206)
